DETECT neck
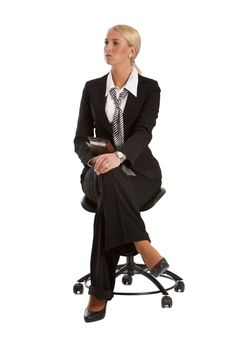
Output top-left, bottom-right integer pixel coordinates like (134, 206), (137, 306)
(111, 64), (133, 89)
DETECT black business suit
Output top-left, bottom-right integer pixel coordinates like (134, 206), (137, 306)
(74, 73), (162, 300)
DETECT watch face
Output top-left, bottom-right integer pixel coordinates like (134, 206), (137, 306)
(117, 151), (123, 159)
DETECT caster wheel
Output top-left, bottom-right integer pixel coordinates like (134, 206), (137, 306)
(174, 281), (185, 292)
(161, 295), (173, 308)
(73, 283), (84, 294)
(122, 275), (133, 285)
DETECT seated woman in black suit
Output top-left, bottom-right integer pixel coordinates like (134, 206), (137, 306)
(74, 24), (169, 322)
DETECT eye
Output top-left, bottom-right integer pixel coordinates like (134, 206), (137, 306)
(113, 41), (119, 46)
(104, 40), (108, 46)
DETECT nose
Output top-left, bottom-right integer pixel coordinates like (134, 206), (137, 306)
(104, 42), (112, 52)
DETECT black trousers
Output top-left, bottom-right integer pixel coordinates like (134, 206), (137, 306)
(81, 166), (161, 300)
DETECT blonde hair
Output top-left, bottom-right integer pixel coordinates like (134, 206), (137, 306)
(109, 24), (142, 75)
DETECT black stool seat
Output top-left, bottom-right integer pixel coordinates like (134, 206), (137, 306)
(81, 187), (166, 213)
(74, 186), (185, 308)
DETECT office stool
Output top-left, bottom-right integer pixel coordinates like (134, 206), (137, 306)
(73, 187), (185, 308)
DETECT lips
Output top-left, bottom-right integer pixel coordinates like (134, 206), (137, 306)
(105, 54), (112, 58)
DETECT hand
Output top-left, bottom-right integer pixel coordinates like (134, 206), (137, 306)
(93, 153), (121, 175)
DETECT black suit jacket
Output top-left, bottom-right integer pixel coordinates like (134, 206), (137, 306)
(74, 73), (162, 179)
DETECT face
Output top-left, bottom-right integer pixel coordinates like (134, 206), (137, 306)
(104, 29), (135, 66)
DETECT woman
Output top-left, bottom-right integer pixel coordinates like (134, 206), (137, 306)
(74, 24), (169, 322)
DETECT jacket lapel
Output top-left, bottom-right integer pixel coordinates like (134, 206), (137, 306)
(122, 76), (146, 136)
(94, 75), (113, 134)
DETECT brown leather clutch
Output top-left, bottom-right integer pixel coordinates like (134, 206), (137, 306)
(85, 136), (115, 155)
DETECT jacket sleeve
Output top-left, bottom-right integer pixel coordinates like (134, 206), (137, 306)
(119, 82), (161, 166)
(73, 82), (96, 166)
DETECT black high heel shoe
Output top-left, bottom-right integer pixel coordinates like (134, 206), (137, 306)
(84, 303), (107, 323)
(150, 258), (169, 277)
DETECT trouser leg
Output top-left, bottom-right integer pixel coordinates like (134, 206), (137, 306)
(99, 167), (151, 250)
(89, 203), (120, 300)
(82, 168), (120, 300)
(81, 166), (161, 299)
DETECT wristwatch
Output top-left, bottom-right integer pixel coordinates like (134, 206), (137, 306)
(115, 151), (126, 163)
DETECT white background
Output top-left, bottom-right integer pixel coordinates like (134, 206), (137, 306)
(0, 0), (233, 349)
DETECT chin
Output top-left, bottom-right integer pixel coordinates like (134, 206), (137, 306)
(105, 60), (113, 66)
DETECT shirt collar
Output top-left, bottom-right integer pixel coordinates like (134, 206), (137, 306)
(105, 67), (138, 97)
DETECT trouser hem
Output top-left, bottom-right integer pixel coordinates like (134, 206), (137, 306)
(89, 285), (114, 300)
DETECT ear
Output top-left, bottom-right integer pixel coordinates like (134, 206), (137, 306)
(130, 47), (136, 58)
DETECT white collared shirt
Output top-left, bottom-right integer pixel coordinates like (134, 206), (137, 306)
(105, 67), (138, 123)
